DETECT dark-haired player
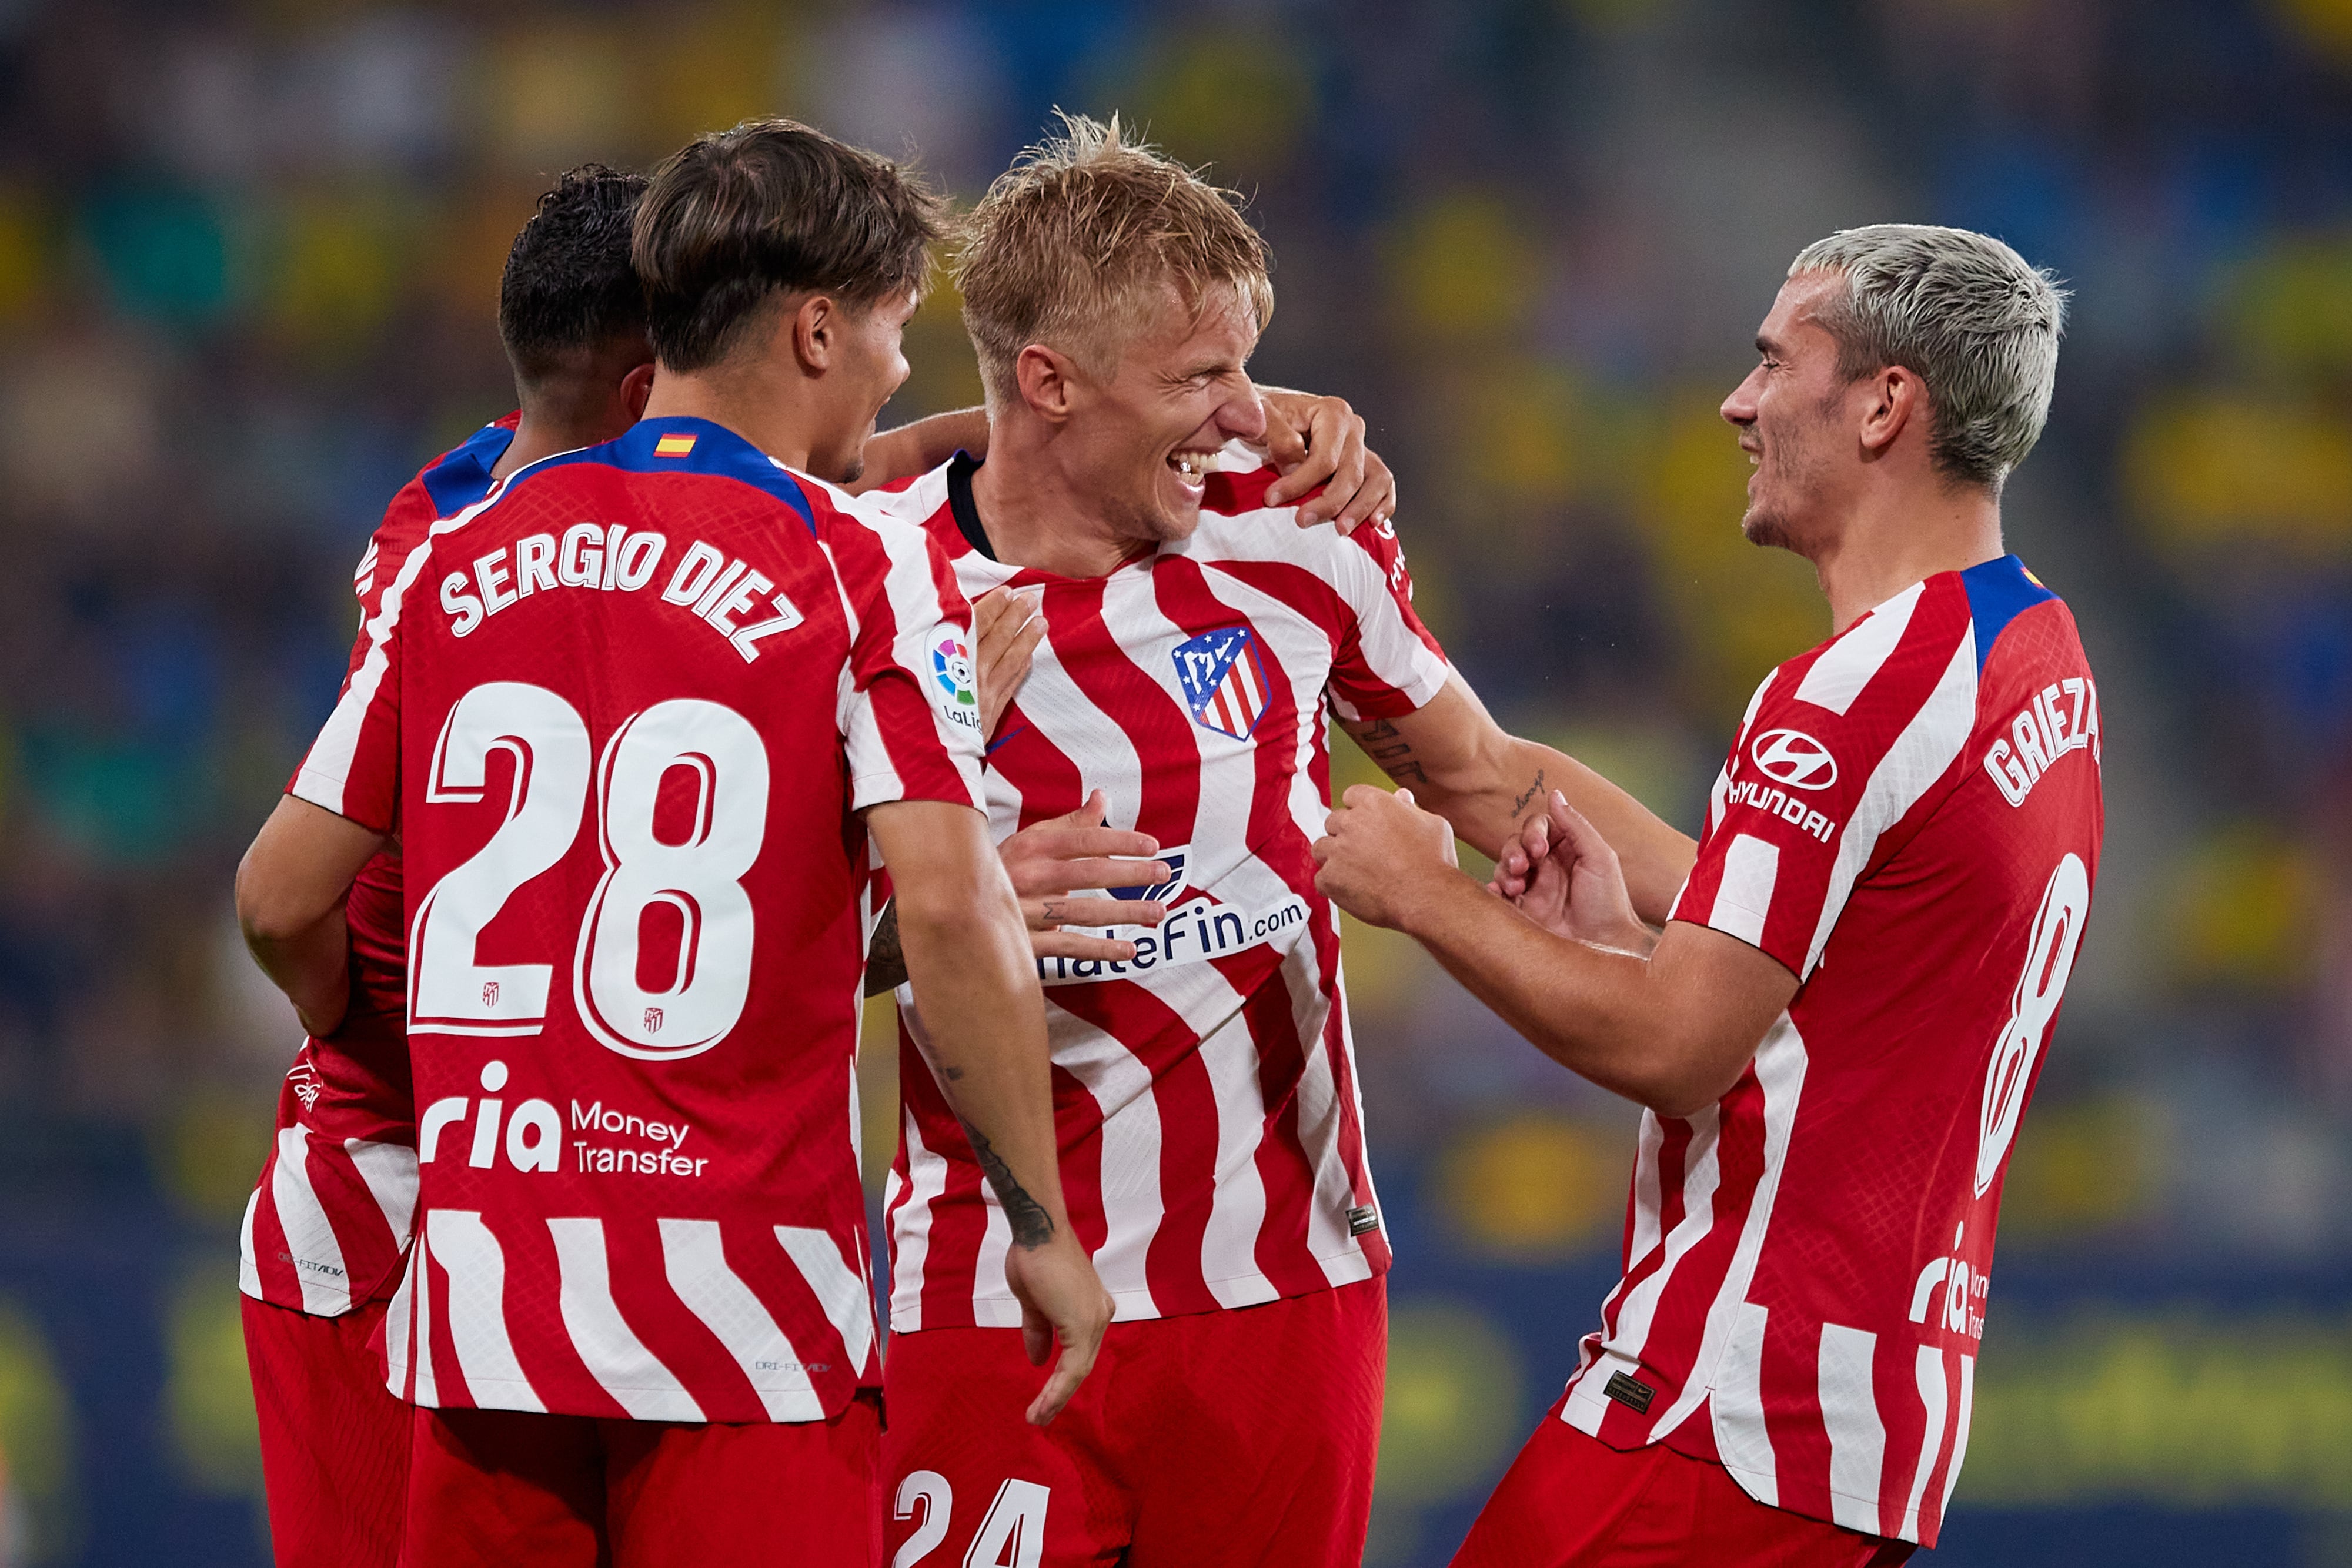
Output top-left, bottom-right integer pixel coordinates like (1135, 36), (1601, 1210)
(244, 119), (1110, 1566)
(235, 163), (656, 1568)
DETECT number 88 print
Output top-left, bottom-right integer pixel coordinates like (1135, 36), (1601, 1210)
(407, 681), (769, 1060)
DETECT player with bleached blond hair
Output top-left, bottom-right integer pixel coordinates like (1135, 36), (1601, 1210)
(1317, 225), (2097, 1566)
(867, 113), (1695, 1568)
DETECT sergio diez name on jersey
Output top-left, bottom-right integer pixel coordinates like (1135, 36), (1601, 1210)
(437, 526), (804, 664)
(1033, 891), (1312, 986)
(416, 1059), (710, 1179)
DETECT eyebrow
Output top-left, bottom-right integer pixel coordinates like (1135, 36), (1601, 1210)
(1756, 334), (1779, 356)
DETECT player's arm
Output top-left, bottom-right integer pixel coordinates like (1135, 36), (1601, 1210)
(865, 800), (1114, 1424)
(849, 407), (990, 493)
(234, 796), (386, 1039)
(1336, 673), (1696, 925)
(1313, 784), (1791, 1118)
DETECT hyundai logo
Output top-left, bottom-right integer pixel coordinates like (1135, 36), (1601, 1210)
(1749, 728), (1838, 790)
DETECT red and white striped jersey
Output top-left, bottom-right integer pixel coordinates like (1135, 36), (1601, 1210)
(1559, 556), (2103, 1549)
(880, 447), (1451, 1331)
(240, 413), (518, 1318)
(288, 416), (983, 1423)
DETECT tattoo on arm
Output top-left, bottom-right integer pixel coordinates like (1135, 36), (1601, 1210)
(1511, 768), (1547, 817)
(862, 900), (907, 997)
(1349, 717), (1430, 787)
(958, 1118), (1055, 1248)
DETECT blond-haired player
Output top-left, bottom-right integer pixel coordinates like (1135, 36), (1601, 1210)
(868, 115), (1694, 1568)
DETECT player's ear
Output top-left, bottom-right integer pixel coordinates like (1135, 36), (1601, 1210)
(1859, 365), (1918, 457)
(619, 360), (656, 423)
(790, 293), (835, 374)
(1014, 344), (1076, 426)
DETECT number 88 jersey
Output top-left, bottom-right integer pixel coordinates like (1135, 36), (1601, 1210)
(289, 417), (985, 1425)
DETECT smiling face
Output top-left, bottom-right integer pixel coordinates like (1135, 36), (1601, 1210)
(1720, 270), (1865, 557)
(810, 287), (920, 486)
(1061, 279), (1269, 549)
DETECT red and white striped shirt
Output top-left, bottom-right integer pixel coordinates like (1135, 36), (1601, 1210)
(288, 416), (983, 1422)
(240, 413), (518, 1318)
(1560, 556), (2103, 1549)
(880, 447), (1451, 1330)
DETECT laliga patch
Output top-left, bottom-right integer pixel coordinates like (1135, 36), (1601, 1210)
(932, 634), (981, 733)
(1172, 626), (1271, 741)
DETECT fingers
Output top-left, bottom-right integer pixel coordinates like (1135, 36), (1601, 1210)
(1260, 396), (1309, 472)
(1299, 403), (1368, 527)
(1547, 790), (1621, 870)
(1329, 448), (1395, 534)
(1024, 895), (1163, 931)
(975, 588), (1045, 737)
(1031, 930), (1151, 962)
(1007, 850), (1170, 896)
(1025, 1326), (1099, 1427)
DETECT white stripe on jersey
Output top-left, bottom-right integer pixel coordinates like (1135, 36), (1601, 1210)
(1044, 1014), (1165, 1316)
(428, 1209), (542, 1411)
(1710, 835), (1780, 950)
(1819, 1322), (1887, 1532)
(1942, 1355), (1977, 1521)
(1712, 1303), (1776, 1505)
(659, 1218), (823, 1422)
(345, 1137), (419, 1249)
(548, 1216), (704, 1422)
(1795, 582), (1924, 715)
(269, 1126), (352, 1315)
(1294, 961), (1377, 1288)
(1563, 1105), (1725, 1438)
(1197, 1004), (1278, 1309)
(1802, 631), (1977, 976)
(774, 1226), (877, 1378)
(1668, 1021), (1809, 1449)
(886, 1109), (950, 1332)
(238, 1189), (264, 1300)
(1900, 1346), (1950, 1541)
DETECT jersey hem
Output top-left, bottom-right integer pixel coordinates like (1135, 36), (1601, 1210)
(888, 1243), (1387, 1333)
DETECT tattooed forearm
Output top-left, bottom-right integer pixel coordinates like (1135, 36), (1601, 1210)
(1511, 768), (1547, 817)
(958, 1117), (1055, 1248)
(1348, 716), (1431, 787)
(862, 901), (907, 997)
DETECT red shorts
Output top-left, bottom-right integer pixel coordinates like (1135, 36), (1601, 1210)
(400, 1395), (881, 1568)
(242, 1292), (409, 1568)
(1450, 1412), (1915, 1568)
(882, 1277), (1385, 1568)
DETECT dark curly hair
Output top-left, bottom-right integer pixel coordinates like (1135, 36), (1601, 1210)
(497, 163), (652, 387)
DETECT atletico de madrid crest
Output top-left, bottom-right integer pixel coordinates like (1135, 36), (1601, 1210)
(1172, 626), (1270, 740)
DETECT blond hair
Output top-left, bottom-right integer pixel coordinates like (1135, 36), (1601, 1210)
(955, 112), (1274, 405)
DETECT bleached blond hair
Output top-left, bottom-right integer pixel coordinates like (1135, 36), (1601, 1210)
(955, 112), (1274, 406)
(1792, 224), (2069, 491)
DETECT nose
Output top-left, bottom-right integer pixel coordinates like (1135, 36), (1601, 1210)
(1222, 384), (1269, 444)
(1721, 367), (1761, 429)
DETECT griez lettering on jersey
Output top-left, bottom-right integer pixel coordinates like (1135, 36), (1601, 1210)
(1983, 676), (2099, 808)
(438, 526), (805, 664)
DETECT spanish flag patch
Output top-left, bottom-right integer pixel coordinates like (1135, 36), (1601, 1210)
(654, 433), (697, 457)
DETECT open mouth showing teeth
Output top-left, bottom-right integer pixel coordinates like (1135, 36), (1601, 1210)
(1169, 451), (1214, 482)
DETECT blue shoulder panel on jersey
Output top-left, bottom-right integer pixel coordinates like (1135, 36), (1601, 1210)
(590, 417), (818, 534)
(1961, 554), (2059, 674)
(420, 420), (519, 518)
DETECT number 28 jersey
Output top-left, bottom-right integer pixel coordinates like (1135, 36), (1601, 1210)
(290, 417), (984, 1424)
(1560, 556), (2103, 1549)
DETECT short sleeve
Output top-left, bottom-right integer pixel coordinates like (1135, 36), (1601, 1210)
(1325, 516), (1451, 721)
(833, 514), (987, 813)
(288, 539), (422, 833)
(1671, 597), (1978, 979)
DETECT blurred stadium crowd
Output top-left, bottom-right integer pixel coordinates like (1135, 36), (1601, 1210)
(1, 0), (2350, 1564)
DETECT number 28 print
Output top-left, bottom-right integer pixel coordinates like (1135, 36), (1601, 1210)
(408, 680), (769, 1061)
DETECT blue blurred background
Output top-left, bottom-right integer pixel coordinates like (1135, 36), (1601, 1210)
(2, 0), (2350, 1563)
